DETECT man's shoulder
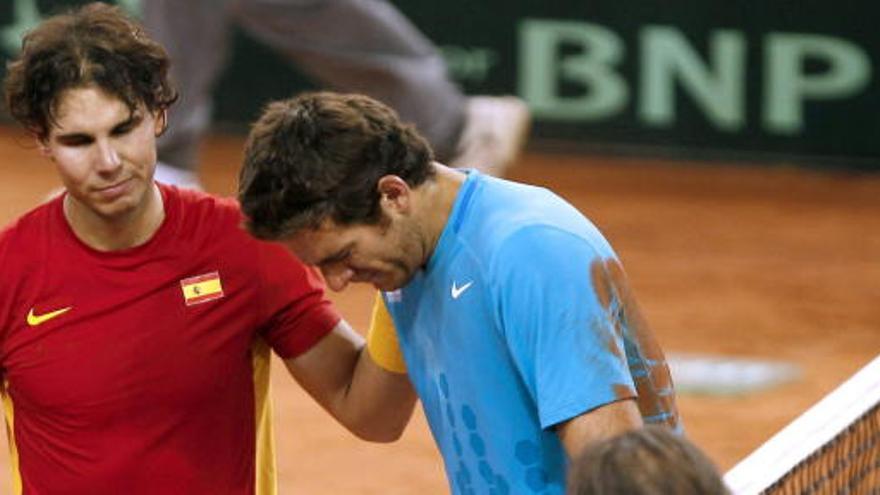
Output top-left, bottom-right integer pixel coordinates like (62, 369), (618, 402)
(164, 183), (240, 214)
(466, 182), (613, 278)
(160, 185), (296, 276)
(0, 200), (61, 282)
(162, 184), (245, 235)
(1, 197), (58, 246)
(465, 177), (586, 250)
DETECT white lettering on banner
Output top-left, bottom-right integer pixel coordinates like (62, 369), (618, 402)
(518, 19), (873, 135)
(519, 20), (628, 120)
(764, 33), (871, 134)
(640, 27), (746, 131)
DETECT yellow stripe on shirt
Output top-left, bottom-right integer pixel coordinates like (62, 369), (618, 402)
(251, 338), (277, 495)
(2, 379), (23, 495)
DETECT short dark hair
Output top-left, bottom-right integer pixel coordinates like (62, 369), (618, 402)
(3, 2), (177, 139)
(568, 426), (730, 495)
(238, 91), (434, 240)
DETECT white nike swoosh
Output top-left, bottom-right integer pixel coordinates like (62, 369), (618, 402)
(451, 281), (474, 299)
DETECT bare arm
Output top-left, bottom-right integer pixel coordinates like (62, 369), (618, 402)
(282, 319), (417, 442)
(555, 398), (643, 457)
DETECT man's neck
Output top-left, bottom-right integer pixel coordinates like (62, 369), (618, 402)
(417, 163), (467, 264)
(64, 183), (165, 252)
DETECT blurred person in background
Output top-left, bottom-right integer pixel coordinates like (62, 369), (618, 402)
(142, 0), (531, 188)
(568, 425), (730, 495)
(0, 4), (415, 493)
(238, 91), (681, 495)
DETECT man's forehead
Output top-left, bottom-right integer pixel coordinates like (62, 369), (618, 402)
(295, 219), (348, 240)
(284, 223), (345, 256)
(50, 87), (139, 132)
(286, 228), (331, 248)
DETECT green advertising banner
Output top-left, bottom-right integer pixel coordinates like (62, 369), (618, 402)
(2, 0), (877, 167)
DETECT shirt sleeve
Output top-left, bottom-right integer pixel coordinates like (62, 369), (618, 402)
(255, 241), (341, 359)
(493, 225), (637, 430)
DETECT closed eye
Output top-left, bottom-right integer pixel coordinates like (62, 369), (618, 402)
(57, 135), (92, 147)
(318, 248), (352, 268)
(111, 115), (142, 136)
(51, 113), (144, 146)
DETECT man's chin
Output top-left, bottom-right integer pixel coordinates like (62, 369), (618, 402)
(371, 277), (408, 293)
(371, 281), (397, 292)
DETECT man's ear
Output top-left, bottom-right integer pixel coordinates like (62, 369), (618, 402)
(155, 109), (169, 137)
(36, 136), (52, 158)
(376, 175), (411, 213)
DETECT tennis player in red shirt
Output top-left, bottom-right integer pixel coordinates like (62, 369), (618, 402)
(0, 3), (414, 494)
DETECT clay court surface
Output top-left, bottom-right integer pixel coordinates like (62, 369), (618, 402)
(1, 127), (878, 493)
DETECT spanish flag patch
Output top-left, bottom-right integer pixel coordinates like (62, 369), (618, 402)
(180, 271), (224, 306)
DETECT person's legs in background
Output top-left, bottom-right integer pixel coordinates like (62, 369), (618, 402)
(234, 0), (467, 161)
(143, 0), (530, 188)
(142, 0), (235, 189)
(235, 0), (530, 175)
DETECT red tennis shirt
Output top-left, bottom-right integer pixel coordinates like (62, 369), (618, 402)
(0, 184), (340, 494)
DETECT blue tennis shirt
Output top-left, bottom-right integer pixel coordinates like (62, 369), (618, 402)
(381, 171), (679, 494)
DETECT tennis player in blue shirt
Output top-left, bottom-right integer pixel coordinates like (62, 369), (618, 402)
(238, 91), (681, 495)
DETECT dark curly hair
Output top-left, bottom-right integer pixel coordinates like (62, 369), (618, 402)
(3, 2), (178, 139)
(239, 91), (435, 240)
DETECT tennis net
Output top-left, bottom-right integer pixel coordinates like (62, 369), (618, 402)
(724, 354), (880, 495)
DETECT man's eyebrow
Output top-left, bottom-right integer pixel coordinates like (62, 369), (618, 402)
(53, 112), (142, 141)
(113, 112), (143, 129)
(53, 130), (91, 142)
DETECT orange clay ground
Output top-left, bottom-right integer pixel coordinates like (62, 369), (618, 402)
(1, 127), (878, 493)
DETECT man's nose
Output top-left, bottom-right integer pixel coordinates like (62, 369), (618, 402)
(95, 140), (122, 171)
(322, 265), (354, 292)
